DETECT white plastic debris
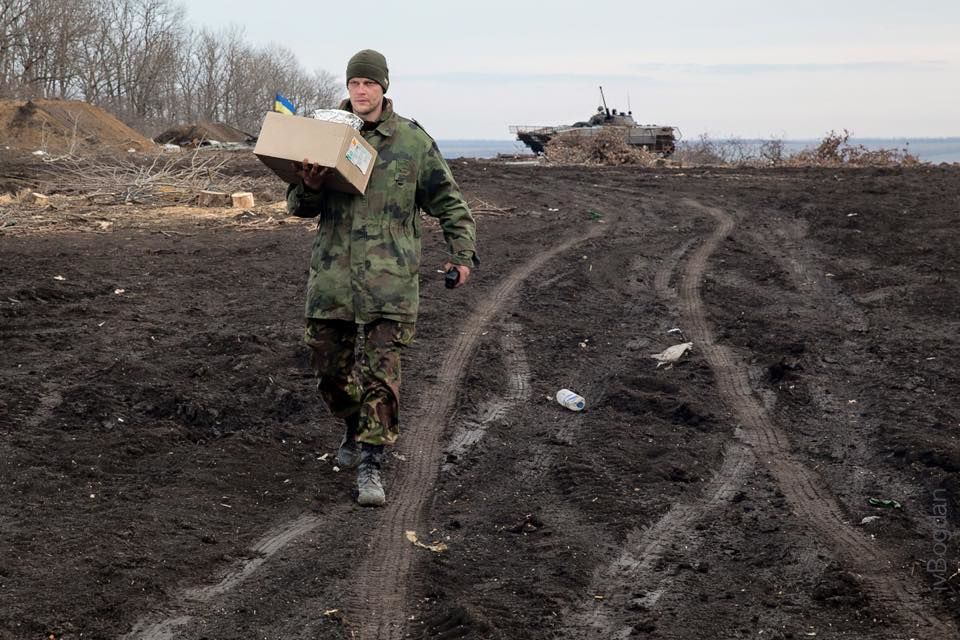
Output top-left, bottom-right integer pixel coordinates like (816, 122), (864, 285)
(114, 288), (125, 294)
(32, 150), (47, 156)
(53, 275), (65, 281)
(556, 388), (585, 411)
(651, 342), (693, 368)
(860, 516), (880, 525)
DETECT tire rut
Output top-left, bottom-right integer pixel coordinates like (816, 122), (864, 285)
(441, 321), (530, 472)
(349, 223), (608, 640)
(563, 439), (754, 639)
(561, 227), (752, 638)
(123, 513), (327, 640)
(678, 197), (955, 636)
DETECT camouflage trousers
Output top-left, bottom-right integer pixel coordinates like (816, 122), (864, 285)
(304, 318), (416, 446)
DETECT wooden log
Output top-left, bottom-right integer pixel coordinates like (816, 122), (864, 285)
(198, 190), (229, 207)
(231, 191), (255, 208)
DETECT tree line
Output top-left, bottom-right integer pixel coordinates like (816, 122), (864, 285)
(0, 0), (342, 134)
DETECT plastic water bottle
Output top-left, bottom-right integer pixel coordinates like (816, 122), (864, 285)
(556, 388), (585, 411)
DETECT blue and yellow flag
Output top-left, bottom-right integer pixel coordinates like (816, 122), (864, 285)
(274, 93), (296, 115)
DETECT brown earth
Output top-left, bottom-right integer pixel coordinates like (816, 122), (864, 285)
(0, 156), (958, 640)
(154, 123), (255, 147)
(0, 99), (154, 153)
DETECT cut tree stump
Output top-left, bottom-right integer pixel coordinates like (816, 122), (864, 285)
(231, 192), (255, 208)
(198, 190), (229, 207)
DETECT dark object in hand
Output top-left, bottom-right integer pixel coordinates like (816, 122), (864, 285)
(445, 267), (460, 289)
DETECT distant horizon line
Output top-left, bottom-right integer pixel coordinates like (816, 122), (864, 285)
(438, 136), (960, 142)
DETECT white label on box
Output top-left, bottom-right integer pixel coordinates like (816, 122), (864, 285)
(345, 137), (373, 174)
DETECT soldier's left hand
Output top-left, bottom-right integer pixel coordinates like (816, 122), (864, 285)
(443, 262), (471, 288)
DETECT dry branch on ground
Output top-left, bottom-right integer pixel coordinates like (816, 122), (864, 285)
(38, 149), (245, 205)
(543, 128), (665, 167)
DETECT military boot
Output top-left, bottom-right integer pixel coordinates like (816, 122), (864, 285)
(336, 414), (362, 469)
(356, 443), (385, 507)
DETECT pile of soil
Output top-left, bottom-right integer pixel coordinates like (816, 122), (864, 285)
(0, 99), (153, 153)
(154, 122), (255, 147)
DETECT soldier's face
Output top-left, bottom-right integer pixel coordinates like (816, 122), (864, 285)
(348, 78), (384, 120)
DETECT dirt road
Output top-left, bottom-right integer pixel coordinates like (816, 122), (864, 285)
(1, 159), (957, 639)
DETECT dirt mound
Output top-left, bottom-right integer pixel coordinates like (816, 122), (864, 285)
(0, 99), (153, 153)
(154, 122), (255, 147)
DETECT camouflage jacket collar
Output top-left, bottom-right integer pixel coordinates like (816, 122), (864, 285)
(338, 98), (397, 137)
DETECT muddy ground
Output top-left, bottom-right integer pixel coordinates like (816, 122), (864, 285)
(1, 155), (958, 640)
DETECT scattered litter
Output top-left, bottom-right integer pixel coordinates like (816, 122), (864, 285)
(860, 516), (881, 525)
(323, 608), (339, 617)
(579, 341), (588, 348)
(391, 452), (407, 462)
(868, 498), (901, 509)
(219, 503), (232, 508)
(97, 321), (106, 327)
(593, 595), (605, 600)
(588, 210), (603, 221)
(405, 530), (448, 553)
(651, 342), (693, 368)
(89, 494), (95, 499)
(847, 212), (859, 217)
(556, 388), (585, 411)
(32, 150), (47, 156)
(318, 453), (330, 462)
(114, 288), (125, 294)
(848, 399), (857, 404)
(53, 275), (65, 281)
(332, 465), (341, 473)
(548, 207), (559, 212)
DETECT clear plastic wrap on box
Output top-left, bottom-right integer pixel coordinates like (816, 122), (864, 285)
(311, 109), (363, 130)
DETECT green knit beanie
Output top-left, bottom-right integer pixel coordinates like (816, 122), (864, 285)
(346, 49), (389, 93)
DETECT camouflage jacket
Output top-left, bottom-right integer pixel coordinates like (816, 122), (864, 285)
(287, 99), (477, 324)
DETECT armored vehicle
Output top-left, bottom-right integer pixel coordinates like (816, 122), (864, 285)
(510, 87), (678, 156)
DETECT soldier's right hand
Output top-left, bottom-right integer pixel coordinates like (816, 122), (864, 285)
(292, 159), (330, 191)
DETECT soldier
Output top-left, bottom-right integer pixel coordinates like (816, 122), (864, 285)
(287, 49), (478, 507)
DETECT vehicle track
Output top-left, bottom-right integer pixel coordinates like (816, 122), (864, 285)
(442, 321), (530, 472)
(679, 198), (955, 636)
(561, 222), (752, 638)
(123, 513), (326, 640)
(348, 223), (608, 640)
(564, 438), (754, 639)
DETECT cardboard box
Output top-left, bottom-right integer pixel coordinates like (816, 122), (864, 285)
(254, 111), (377, 195)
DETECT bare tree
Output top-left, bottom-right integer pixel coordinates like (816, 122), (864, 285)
(0, 0), (340, 136)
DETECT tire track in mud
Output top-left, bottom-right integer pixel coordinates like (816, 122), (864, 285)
(123, 513), (326, 640)
(677, 198), (956, 636)
(441, 322), (530, 472)
(561, 223), (753, 639)
(565, 438), (754, 639)
(349, 224), (608, 640)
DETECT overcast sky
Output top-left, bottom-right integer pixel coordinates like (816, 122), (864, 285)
(187, 0), (959, 140)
